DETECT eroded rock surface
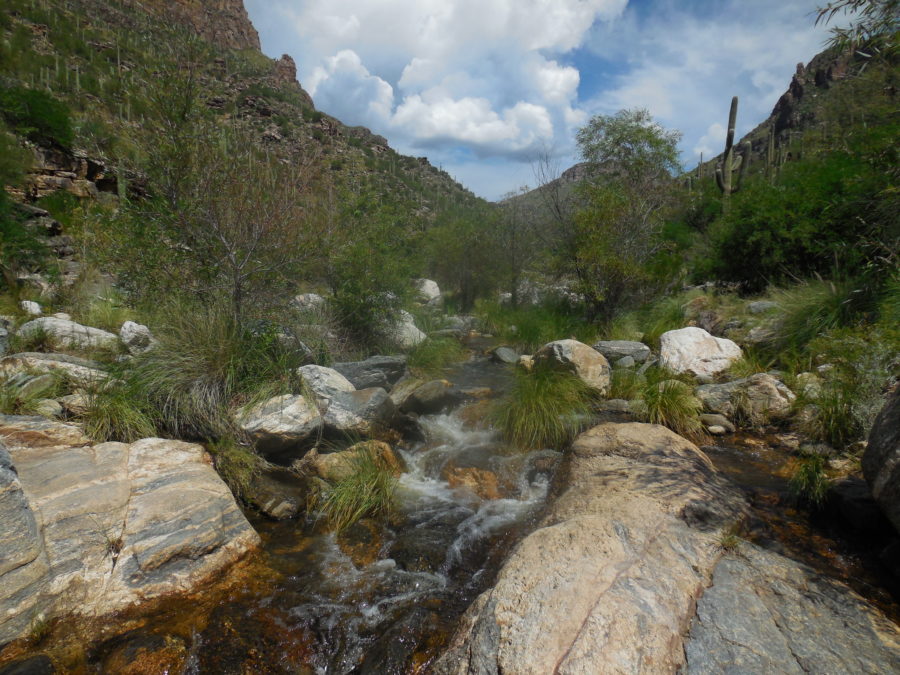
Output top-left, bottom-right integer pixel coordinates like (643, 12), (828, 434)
(696, 373), (796, 423)
(16, 317), (118, 351)
(0, 352), (107, 386)
(659, 327), (742, 378)
(684, 543), (900, 673)
(433, 422), (744, 674)
(0, 434), (259, 645)
(332, 356), (407, 390)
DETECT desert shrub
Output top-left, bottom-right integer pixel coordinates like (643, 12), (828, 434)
(789, 453), (832, 508)
(0, 84), (73, 148)
(312, 447), (398, 531)
(407, 337), (466, 376)
(492, 366), (594, 449)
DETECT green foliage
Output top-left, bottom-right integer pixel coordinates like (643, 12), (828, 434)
(407, 337), (467, 376)
(8, 324), (57, 354)
(789, 453), (832, 508)
(0, 85), (73, 148)
(312, 447), (398, 532)
(477, 300), (597, 352)
(815, 0), (899, 60)
(630, 370), (704, 440)
(492, 366), (594, 450)
(608, 368), (644, 400)
(727, 349), (774, 379)
(207, 437), (261, 500)
(82, 375), (157, 443)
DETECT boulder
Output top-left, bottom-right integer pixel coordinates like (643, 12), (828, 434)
(389, 310), (426, 348)
(16, 317), (118, 351)
(432, 423), (745, 674)
(236, 394), (322, 461)
(684, 543), (900, 673)
(19, 300), (41, 317)
(119, 321), (156, 354)
(700, 413), (736, 433)
(0, 437), (259, 645)
(332, 355), (407, 390)
(696, 373), (796, 423)
(308, 440), (404, 483)
(415, 278), (442, 306)
(491, 346), (519, 364)
(291, 293), (326, 312)
(320, 388), (396, 437)
(533, 339), (611, 394)
(614, 355), (635, 369)
(250, 466), (312, 520)
(297, 364), (355, 397)
(33, 398), (63, 418)
(659, 327), (742, 378)
(862, 389), (900, 535)
(398, 379), (457, 415)
(0, 414), (90, 448)
(592, 339), (651, 364)
(0, 352), (108, 386)
(3, 372), (55, 399)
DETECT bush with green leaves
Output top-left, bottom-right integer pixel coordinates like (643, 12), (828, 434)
(311, 447), (398, 531)
(0, 84), (73, 148)
(492, 366), (595, 449)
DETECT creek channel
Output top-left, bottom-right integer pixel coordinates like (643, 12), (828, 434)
(84, 347), (556, 674)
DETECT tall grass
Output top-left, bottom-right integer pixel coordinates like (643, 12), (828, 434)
(492, 366), (594, 449)
(0, 372), (63, 415)
(312, 447), (398, 531)
(407, 337), (467, 376)
(477, 300), (597, 352)
(789, 453), (831, 508)
(207, 437), (261, 500)
(630, 368), (704, 440)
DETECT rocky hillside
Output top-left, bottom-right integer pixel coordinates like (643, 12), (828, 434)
(0, 0), (481, 216)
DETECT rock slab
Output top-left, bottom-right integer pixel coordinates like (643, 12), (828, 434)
(533, 339), (611, 394)
(432, 422), (744, 674)
(863, 389), (900, 535)
(659, 327), (742, 378)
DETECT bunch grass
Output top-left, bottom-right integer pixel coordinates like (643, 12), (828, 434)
(312, 447), (398, 532)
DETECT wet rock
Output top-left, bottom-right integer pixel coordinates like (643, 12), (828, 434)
(700, 413), (735, 433)
(97, 630), (188, 675)
(0, 655), (55, 675)
(337, 518), (385, 567)
(445, 466), (502, 500)
(592, 339), (651, 364)
(684, 543), (900, 674)
(236, 394), (322, 461)
(321, 387), (396, 437)
(399, 379), (457, 415)
(0, 352), (107, 386)
(118, 321), (155, 355)
(297, 364), (355, 397)
(332, 355), (407, 390)
(308, 440), (404, 483)
(251, 465), (312, 520)
(827, 476), (890, 533)
(696, 373), (795, 424)
(863, 389), (900, 535)
(659, 327), (742, 378)
(533, 339), (611, 394)
(433, 423), (745, 674)
(16, 317), (118, 351)
(491, 346), (518, 364)
(708, 425), (727, 436)
(0, 437), (259, 645)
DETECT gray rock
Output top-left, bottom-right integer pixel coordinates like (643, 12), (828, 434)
(696, 373), (795, 424)
(598, 398), (631, 413)
(659, 327), (742, 378)
(0, 437), (259, 645)
(700, 413), (736, 433)
(321, 387), (396, 437)
(747, 300), (779, 314)
(236, 394), (323, 461)
(415, 278), (442, 306)
(389, 310), (426, 348)
(58, 392), (89, 417)
(33, 399), (63, 418)
(399, 379), (456, 415)
(593, 339), (651, 363)
(0, 352), (107, 386)
(685, 543), (900, 674)
(292, 292), (326, 312)
(614, 355), (635, 369)
(863, 389), (900, 535)
(332, 355), (407, 390)
(491, 346), (519, 364)
(432, 423), (745, 674)
(16, 317), (118, 351)
(708, 425), (727, 436)
(119, 321), (156, 354)
(251, 466), (312, 520)
(297, 364), (355, 397)
(19, 300), (41, 317)
(0, 326), (7, 357)
(533, 339), (611, 394)
(5, 373), (55, 399)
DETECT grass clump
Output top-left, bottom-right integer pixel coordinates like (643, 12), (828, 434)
(0, 372), (62, 415)
(477, 300), (597, 352)
(312, 448), (398, 532)
(207, 437), (261, 500)
(7, 324), (57, 354)
(727, 348), (774, 379)
(630, 368), (704, 440)
(408, 337), (466, 376)
(608, 368), (644, 400)
(81, 375), (157, 443)
(789, 453), (832, 508)
(492, 366), (594, 449)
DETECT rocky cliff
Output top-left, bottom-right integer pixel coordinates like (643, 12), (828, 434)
(129, 0), (260, 51)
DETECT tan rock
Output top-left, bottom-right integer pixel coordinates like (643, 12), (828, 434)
(445, 466), (502, 500)
(310, 441), (405, 483)
(533, 339), (610, 394)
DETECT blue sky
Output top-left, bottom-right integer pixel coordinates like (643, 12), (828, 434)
(244, 0), (840, 200)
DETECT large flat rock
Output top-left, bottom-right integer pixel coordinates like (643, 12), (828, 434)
(0, 434), (259, 645)
(685, 543), (900, 673)
(433, 422), (745, 674)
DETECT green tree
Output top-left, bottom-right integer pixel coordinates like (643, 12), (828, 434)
(816, 0), (899, 61)
(570, 109), (683, 322)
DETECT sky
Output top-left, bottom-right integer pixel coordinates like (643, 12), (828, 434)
(244, 0), (841, 201)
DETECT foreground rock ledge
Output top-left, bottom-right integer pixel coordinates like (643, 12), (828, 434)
(0, 419), (260, 645)
(433, 422), (744, 674)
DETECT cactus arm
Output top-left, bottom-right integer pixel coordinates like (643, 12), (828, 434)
(715, 165), (725, 192)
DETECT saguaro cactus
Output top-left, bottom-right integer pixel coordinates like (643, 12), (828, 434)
(715, 96), (750, 204)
